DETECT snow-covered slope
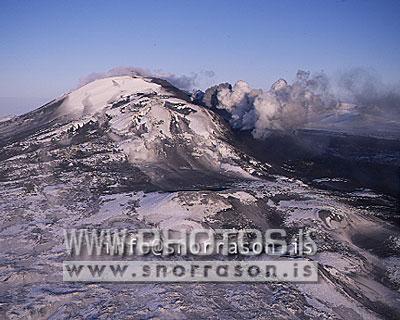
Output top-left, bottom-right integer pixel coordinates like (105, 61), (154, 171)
(0, 76), (399, 319)
(56, 76), (161, 117)
(0, 76), (270, 190)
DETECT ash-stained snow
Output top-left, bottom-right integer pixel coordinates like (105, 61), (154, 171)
(0, 76), (399, 319)
(1, 176), (399, 319)
(0, 115), (15, 123)
(45, 75), (259, 179)
(135, 191), (232, 229)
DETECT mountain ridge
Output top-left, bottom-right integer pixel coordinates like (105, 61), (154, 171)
(1, 75), (400, 319)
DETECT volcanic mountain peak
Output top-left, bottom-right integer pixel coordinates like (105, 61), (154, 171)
(1, 75), (400, 319)
(57, 76), (162, 117)
(0, 76), (269, 191)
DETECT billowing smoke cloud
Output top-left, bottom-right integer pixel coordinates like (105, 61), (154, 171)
(78, 66), (213, 91)
(79, 67), (399, 139)
(213, 70), (338, 138)
(337, 68), (400, 117)
(201, 70), (215, 78)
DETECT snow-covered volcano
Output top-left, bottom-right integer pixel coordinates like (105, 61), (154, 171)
(0, 76), (399, 319)
(0, 76), (269, 191)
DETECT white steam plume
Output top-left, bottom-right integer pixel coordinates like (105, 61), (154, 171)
(78, 66), (214, 91)
(215, 70), (337, 138)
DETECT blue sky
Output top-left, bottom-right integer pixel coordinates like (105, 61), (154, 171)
(1, 0), (399, 115)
